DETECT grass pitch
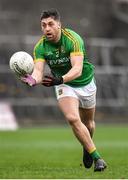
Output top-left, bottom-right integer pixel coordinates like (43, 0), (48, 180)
(0, 124), (128, 179)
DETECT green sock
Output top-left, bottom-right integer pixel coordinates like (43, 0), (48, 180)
(90, 150), (101, 161)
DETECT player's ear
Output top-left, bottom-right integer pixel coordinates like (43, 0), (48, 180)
(58, 21), (61, 29)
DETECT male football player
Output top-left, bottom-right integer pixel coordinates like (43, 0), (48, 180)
(21, 9), (107, 172)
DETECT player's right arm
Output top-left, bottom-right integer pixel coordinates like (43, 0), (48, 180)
(21, 60), (45, 86)
(32, 60), (45, 84)
(21, 37), (46, 86)
(32, 38), (46, 84)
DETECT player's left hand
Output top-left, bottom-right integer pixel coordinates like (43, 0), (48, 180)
(42, 75), (63, 86)
(21, 74), (36, 86)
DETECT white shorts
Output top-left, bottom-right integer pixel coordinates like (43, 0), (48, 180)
(55, 79), (97, 109)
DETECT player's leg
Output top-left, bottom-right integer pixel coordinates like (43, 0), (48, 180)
(77, 78), (97, 169)
(77, 79), (107, 171)
(58, 96), (96, 152)
(79, 107), (95, 168)
(78, 106), (107, 171)
(79, 107), (95, 138)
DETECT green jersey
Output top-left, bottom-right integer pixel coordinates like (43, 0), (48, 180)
(33, 28), (94, 87)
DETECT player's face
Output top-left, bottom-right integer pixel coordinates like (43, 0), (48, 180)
(41, 17), (61, 42)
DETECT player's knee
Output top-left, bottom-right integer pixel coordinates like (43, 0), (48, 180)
(86, 120), (95, 131)
(65, 114), (79, 126)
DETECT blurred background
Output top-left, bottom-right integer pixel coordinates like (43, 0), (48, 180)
(0, 0), (128, 129)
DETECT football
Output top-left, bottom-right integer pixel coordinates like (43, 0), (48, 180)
(9, 51), (34, 76)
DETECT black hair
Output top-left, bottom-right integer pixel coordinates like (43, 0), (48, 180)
(40, 9), (60, 21)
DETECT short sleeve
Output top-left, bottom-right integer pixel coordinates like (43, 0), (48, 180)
(33, 37), (45, 63)
(70, 34), (84, 57)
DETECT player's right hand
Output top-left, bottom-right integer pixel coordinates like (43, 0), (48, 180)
(21, 74), (36, 86)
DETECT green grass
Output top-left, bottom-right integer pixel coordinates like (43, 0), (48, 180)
(0, 125), (128, 179)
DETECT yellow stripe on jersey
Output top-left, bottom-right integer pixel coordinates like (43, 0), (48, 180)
(62, 29), (80, 52)
(70, 52), (84, 56)
(62, 29), (79, 51)
(33, 36), (45, 59)
(34, 58), (45, 63)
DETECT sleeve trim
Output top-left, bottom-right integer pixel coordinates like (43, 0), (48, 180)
(34, 58), (45, 63)
(70, 52), (84, 56)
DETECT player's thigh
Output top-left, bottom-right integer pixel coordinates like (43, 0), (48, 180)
(58, 97), (80, 122)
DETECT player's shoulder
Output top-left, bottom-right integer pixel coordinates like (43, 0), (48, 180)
(62, 28), (83, 43)
(62, 28), (82, 39)
(34, 35), (46, 51)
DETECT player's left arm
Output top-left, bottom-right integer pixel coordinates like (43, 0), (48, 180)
(62, 33), (84, 83)
(62, 54), (83, 83)
(42, 54), (83, 86)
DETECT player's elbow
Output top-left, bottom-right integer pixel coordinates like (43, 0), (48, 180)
(78, 69), (82, 77)
(75, 67), (82, 78)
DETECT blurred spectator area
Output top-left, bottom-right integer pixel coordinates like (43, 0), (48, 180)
(0, 0), (128, 124)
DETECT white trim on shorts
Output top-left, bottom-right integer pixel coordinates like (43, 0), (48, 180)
(55, 78), (97, 109)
